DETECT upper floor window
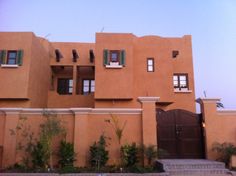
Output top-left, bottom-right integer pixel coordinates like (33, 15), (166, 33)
(0, 50), (24, 66)
(7, 51), (17, 64)
(147, 58), (154, 72)
(83, 79), (95, 95)
(57, 78), (73, 95)
(173, 74), (188, 90)
(103, 49), (125, 68)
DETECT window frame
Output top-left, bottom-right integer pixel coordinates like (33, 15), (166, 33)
(82, 79), (95, 95)
(57, 78), (73, 95)
(109, 50), (120, 63)
(147, 58), (154, 72)
(173, 73), (189, 90)
(7, 50), (17, 65)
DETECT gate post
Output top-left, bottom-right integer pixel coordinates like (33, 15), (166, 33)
(138, 97), (159, 149)
(197, 98), (220, 159)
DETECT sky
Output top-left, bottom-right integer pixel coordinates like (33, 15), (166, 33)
(0, 0), (236, 109)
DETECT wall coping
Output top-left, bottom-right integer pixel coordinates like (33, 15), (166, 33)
(0, 108), (142, 115)
(196, 98), (221, 104)
(138, 97), (160, 103)
(217, 109), (236, 116)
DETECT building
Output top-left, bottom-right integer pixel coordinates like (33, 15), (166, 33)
(0, 32), (203, 167)
(0, 32), (195, 110)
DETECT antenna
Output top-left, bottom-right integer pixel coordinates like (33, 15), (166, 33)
(44, 33), (51, 39)
(203, 90), (207, 98)
(100, 27), (104, 32)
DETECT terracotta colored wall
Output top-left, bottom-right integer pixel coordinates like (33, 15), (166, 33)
(0, 108), (143, 168)
(28, 35), (51, 107)
(0, 32), (33, 100)
(95, 33), (134, 100)
(199, 98), (236, 160)
(47, 93), (94, 108)
(94, 33), (195, 111)
(0, 112), (5, 146)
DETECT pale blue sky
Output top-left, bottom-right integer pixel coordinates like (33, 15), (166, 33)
(1, 0), (236, 108)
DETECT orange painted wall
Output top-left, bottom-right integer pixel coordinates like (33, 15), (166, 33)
(199, 99), (236, 160)
(0, 32), (32, 100)
(28, 34), (51, 107)
(95, 33), (134, 100)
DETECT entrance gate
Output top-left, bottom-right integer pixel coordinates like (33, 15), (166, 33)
(156, 109), (204, 159)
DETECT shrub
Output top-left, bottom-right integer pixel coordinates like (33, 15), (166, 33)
(58, 141), (76, 168)
(121, 143), (139, 167)
(212, 142), (236, 166)
(31, 141), (49, 169)
(143, 144), (158, 165)
(89, 134), (109, 170)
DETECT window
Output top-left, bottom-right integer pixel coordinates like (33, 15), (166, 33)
(103, 49), (125, 68)
(172, 50), (179, 58)
(83, 79), (95, 95)
(7, 51), (17, 64)
(173, 74), (188, 90)
(0, 50), (23, 66)
(110, 50), (119, 62)
(57, 78), (73, 95)
(147, 58), (154, 72)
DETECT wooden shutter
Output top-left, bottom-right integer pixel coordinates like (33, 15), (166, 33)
(17, 50), (24, 66)
(103, 49), (109, 66)
(0, 50), (6, 64)
(120, 50), (126, 66)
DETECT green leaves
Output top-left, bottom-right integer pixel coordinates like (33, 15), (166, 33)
(58, 141), (76, 168)
(89, 134), (109, 170)
(121, 143), (139, 167)
(212, 142), (236, 167)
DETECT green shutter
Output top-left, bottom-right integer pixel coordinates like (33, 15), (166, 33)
(120, 50), (126, 66)
(103, 49), (109, 66)
(17, 50), (24, 66)
(0, 50), (6, 64)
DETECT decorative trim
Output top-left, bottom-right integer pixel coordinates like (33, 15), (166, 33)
(217, 109), (236, 116)
(70, 108), (92, 115)
(105, 65), (123, 69)
(1, 64), (19, 68)
(0, 108), (142, 115)
(0, 108), (22, 115)
(196, 98), (221, 104)
(174, 90), (192, 93)
(91, 108), (142, 114)
(138, 97), (160, 103)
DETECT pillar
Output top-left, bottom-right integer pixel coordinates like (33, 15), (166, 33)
(138, 97), (159, 147)
(2, 108), (21, 168)
(197, 98), (220, 159)
(71, 108), (91, 167)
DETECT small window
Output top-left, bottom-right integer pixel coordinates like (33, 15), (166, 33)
(57, 78), (73, 95)
(7, 51), (17, 65)
(147, 58), (154, 72)
(103, 49), (125, 67)
(110, 50), (119, 62)
(172, 50), (179, 58)
(83, 79), (95, 95)
(173, 74), (188, 90)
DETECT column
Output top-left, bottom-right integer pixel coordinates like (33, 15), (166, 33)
(138, 97), (159, 147)
(197, 98), (220, 159)
(2, 108), (21, 168)
(71, 108), (91, 167)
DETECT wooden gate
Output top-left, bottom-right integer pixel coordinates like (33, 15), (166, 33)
(156, 109), (205, 159)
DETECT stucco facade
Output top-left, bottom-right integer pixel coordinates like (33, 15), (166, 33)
(0, 32), (199, 168)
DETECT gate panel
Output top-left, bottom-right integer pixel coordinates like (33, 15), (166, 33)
(157, 109), (204, 159)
